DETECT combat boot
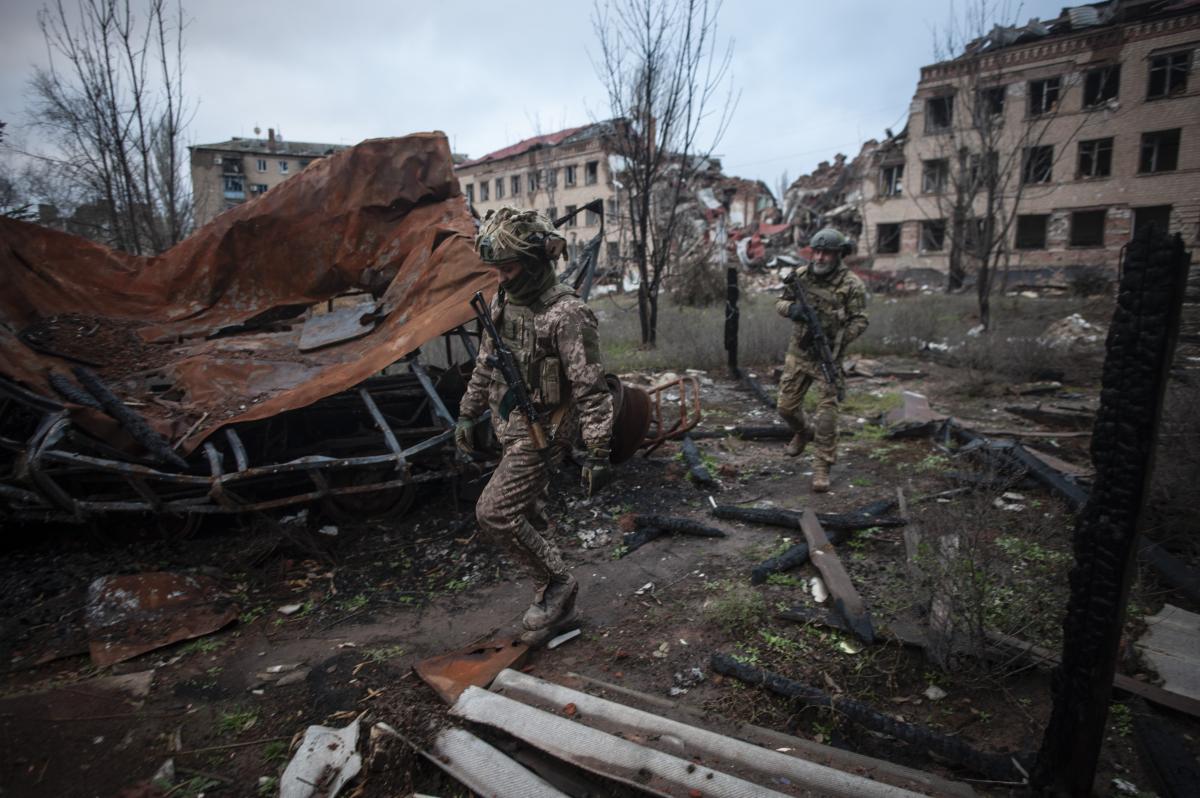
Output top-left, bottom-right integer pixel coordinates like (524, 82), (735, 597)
(522, 574), (578, 632)
(812, 459), (831, 493)
(520, 606), (581, 649)
(784, 428), (814, 457)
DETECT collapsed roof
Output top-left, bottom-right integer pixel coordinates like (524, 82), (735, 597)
(0, 133), (493, 457)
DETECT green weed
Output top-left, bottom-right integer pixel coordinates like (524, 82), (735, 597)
(218, 708), (259, 736)
(704, 581), (766, 634)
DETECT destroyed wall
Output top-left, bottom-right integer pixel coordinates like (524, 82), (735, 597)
(0, 132), (494, 458)
(782, 144), (872, 249)
(860, 6), (1200, 276)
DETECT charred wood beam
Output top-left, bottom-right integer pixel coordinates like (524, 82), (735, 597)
(738, 369), (777, 411)
(1138, 538), (1200, 606)
(689, 426), (792, 441)
(1033, 231), (1191, 792)
(679, 434), (716, 488)
(0, 375), (64, 413)
(72, 367), (188, 470)
(621, 515), (726, 558)
(47, 372), (100, 409)
(710, 653), (1027, 782)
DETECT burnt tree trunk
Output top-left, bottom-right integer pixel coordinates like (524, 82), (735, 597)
(724, 266), (739, 378)
(1032, 231), (1190, 795)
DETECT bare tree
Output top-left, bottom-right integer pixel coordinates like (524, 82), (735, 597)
(921, 0), (1096, 328)
(23, 0), (192, 253)
(591, 0), (737, 347)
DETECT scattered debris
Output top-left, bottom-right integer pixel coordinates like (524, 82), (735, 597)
(280, 716), (362, 798)
(923, 685), (948, 701)
(810, 577), (829, 604)
(84, 572), (238, 666)
(619, 514), (726, 558)
(1038, 313), (1106, 349)
(412, 638), (529, 704)
(710, 653), (1027, 782)
(277, 604), (304, 616)
(679, 434), (717, 488)
(799, 510), (875, 644)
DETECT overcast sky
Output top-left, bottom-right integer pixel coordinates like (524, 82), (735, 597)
(1, 0), (1069, 193)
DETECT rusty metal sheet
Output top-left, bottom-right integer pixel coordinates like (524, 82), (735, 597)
(298, 301), (377, 351)
(0, 133), (495, 457)
(413, 638), (529, 704)
(84, 572), (239, 666)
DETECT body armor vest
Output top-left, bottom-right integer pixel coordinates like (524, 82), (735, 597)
(497, 283), (574, 410)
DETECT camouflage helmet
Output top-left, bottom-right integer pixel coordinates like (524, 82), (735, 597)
(475, 206), (566, 264)
(810, 227), (851, 253)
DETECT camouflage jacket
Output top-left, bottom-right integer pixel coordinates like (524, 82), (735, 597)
(775, 265), (869, 360)
(459, 283), (614, 452)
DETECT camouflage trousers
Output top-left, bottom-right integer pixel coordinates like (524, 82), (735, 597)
(475, 435), (570, 589)
(776, 352), (843, 464)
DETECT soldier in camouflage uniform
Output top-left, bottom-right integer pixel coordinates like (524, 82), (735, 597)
(454, 207), (615, 646)
(775, 228), (869, 493)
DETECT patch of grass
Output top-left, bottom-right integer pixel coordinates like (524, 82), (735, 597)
(996, 536), (1071, 568)
(364, 644), (405, 664)
(866, 442), (902, 460)
(759, 629), (805, 656)
(1109, 702), (1133, 737)
(841, 391), (902, 418)
(336, 594), (370, 612)
(257, 776), (279, 797)
(765, 573), (805, 588)
(611, 544), (629, 560)
(181, 637), (223, 655)
(443, 578), (470, 593)
(849, 475), (874, 487)
(239, 605), (267, 625)
(218, 708), (259, 736)
(704, 581), (766, 634)
(263, 740), (290, 764)
(916, 453), (951, 472)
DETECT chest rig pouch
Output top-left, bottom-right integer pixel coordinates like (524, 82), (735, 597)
(495, 284), (574, 419)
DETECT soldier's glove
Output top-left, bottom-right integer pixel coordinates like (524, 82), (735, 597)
(454, 416), (476, 455)
(786, 302), (806, 322)
(581, 447), (613, 497)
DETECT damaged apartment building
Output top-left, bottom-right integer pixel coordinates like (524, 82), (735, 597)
(190, 129), (348, 226)
(454, 122), (625, 273)
(859, 0), (1199, 278)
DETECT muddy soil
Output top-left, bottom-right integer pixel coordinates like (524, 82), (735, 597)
(0, 355), (1192, 798)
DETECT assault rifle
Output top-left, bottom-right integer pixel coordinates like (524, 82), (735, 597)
(470, 291), (549, 450)
(789, 280), (845, 402)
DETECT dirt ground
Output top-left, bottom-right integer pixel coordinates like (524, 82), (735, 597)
(1, 354), (1194, 798)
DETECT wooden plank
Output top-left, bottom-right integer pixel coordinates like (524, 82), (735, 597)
(799, 510), (875, 644)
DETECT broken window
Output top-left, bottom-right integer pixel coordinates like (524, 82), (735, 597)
(298, 159), (311, 169)
(1022, 145), (1054, 184)
(1147, 50), (1190, 99)
(1077, 138), (1113, 178)
(925, 94), (954, 133)
(585, 161), (599, 185)
(251, 184), (268, 195)
(607, 241), (621, 263)
(511, 175), (521, 196)
(922, 159), (949, 194)
(465, 184), (474, 203)
(1028, 77), (1060, 116)
(565, 204), (577, 227)
(279, 161), (290, 174)
(1139, 128), (1181, 173)
(962, 218), (988, 255)
(527, 171), (540, 192)
(565, 165), (577, 186)
(256, 158), (268, 171)
(920, 219), (946, 252)
(975, 86), (1006, 123)
(547, 168), (558, 188)
(223, 177), (244, 195)
(879, 163), (904, 197)
(586, 207), (600, 226)
(969, 151), (999, 186)
(1070, 209), (1106, 247)
(1132, 205), (1172, 236)
(1015, 214), (1048, 249)
(495, 178), (504, 199)
(876, 223), (901, 254)
(479, 181), (489, 201)
(1083, 65), (1120, 107)
(606, 198), (618, 216)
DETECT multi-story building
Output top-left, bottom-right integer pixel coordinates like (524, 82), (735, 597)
(454, 122), (625, 271)
(860, 1), (1199, 276)
(189, 129), (348, 226)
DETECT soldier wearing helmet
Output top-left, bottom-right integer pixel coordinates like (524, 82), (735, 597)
(775, 227), (869, 492)
(455, 207), (615, 646)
